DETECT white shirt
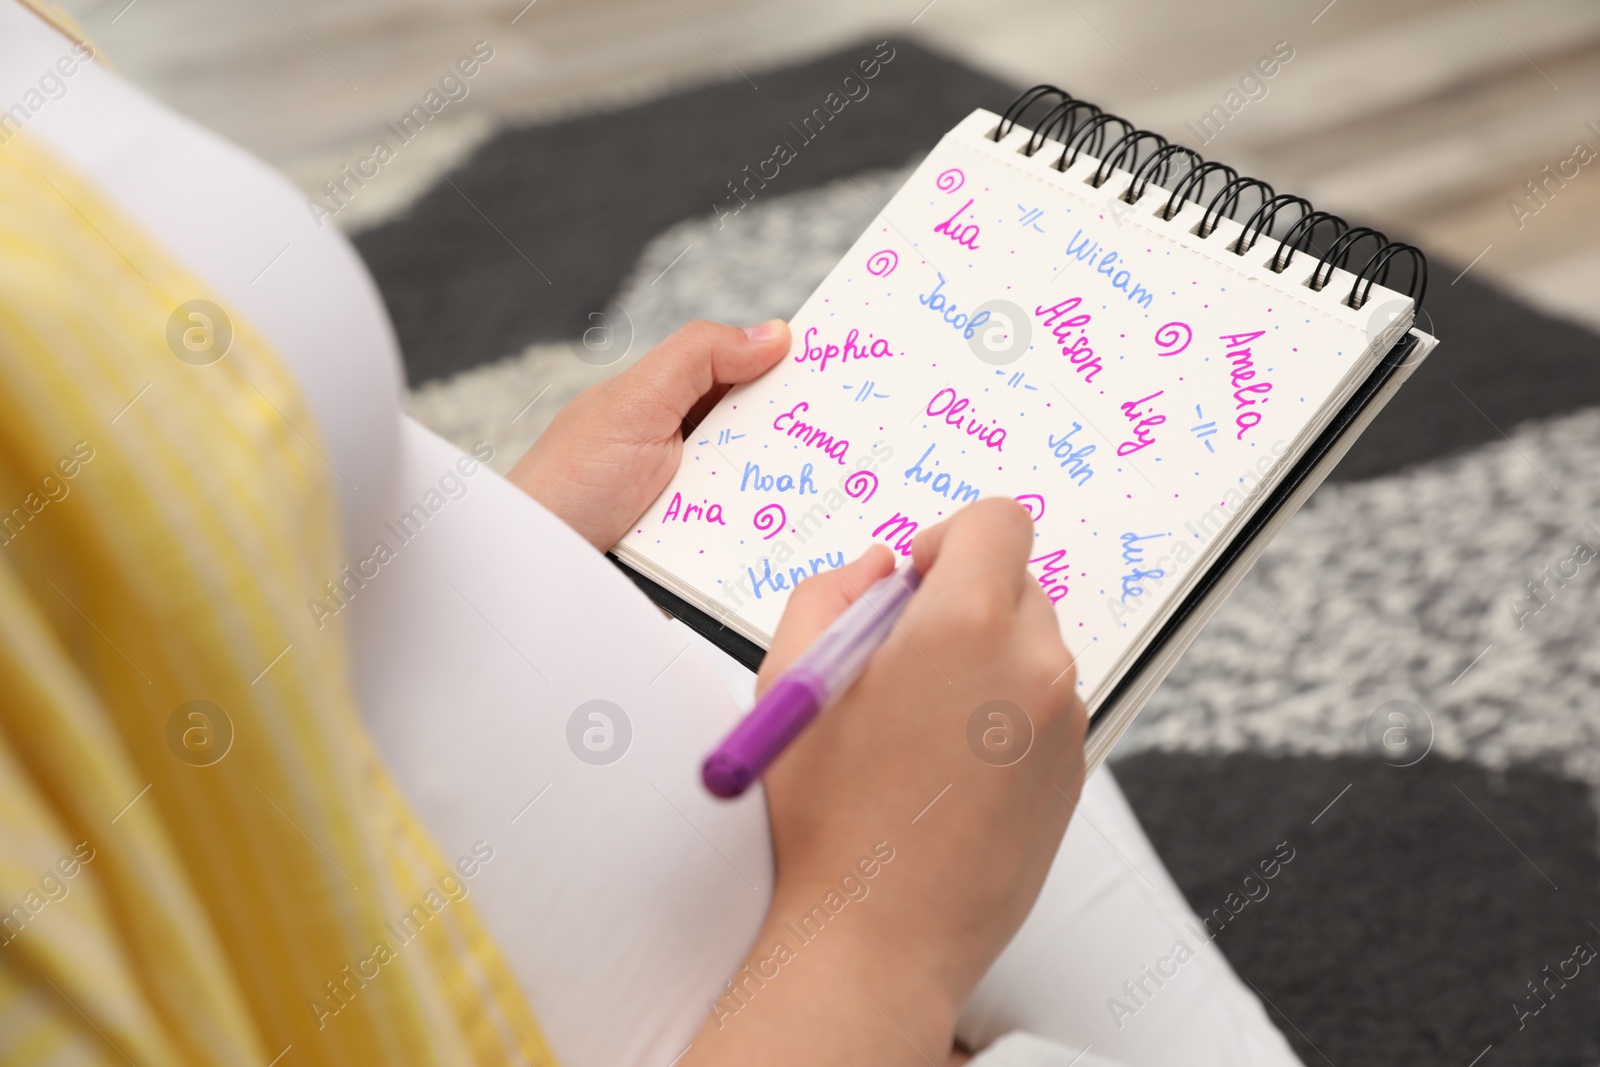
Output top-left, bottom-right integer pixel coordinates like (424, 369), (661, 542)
(1, 1), (403, 560)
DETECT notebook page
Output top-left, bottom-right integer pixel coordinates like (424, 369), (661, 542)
(615, 108), (1413, 705)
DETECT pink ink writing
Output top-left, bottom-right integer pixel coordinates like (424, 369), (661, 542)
(1029, 548), (1070, 604)
(773, 401), (851, 465)
(872, 511), (922, 557)
(1153, 321), (1192, 357)
(933, 197), (982, 250)
(1034, 296), (1103, 382)
(661, 492), (726, 525)
(1117, 390), (1166, 457)
(926, 387), (1006, 451)
(797, 326), (897, 373)
(1221, 330), (1271, 440)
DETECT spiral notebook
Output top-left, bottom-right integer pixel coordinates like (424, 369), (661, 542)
(611, 86), (1439, 766)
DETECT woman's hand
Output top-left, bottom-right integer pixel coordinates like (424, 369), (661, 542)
(509, 319), (789, 550)
(682, 499), (1088, 1067)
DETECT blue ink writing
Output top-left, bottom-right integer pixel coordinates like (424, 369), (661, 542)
(748, 552), (848, 599)
(904, 443), (981, 503)
(1046, 424), (1096, 486)
(740, 461), (818, 495)
(1119, 532), (1170, 602)
(918, 272), (991, 340)
(1061, 229), (1154, 309)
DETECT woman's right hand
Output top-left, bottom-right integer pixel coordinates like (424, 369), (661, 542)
(683, 498), (1088, 1067)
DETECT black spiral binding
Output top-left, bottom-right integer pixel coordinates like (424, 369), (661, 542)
(992, 85), (1428, 311)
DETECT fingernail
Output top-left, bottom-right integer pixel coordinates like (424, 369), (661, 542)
(744, 319), (785, 343)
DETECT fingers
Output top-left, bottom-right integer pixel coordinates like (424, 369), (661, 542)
(911, 497), (1036, 604)
(619, 319), (790, 434)
(758, 545), (896, 694)
(1018, 582), (1079, 690)
(1018, 579), (1063, 647)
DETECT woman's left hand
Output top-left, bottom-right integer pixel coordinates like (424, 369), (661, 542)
(509, 318), (790, 550)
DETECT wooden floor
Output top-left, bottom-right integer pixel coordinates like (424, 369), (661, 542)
(56, 0), (1600, 330)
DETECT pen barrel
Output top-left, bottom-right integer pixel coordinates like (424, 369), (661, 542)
(702, 672), (826, 798)
(789, 567), (921, 695)
(702, 566), (921, 799)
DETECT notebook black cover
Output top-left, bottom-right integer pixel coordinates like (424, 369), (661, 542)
(1089, 331), (1420, 726)
(610, 556), (768, 670)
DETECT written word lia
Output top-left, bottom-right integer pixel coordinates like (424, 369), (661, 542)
(933, 197), (982, 250)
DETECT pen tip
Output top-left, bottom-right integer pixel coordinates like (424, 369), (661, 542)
(702, 754), (752, 798)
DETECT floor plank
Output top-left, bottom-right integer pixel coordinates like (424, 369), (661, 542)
(53, 0), (1600, 327)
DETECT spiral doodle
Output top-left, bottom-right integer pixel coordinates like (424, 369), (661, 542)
(1015, 494), (1046, 522)
(844, 469), (879, 504)
(866, 249), (898, 277)
(752, 503), (786, 540)
(936, 168), (966, 194)
(1154, 321), (1193, 357)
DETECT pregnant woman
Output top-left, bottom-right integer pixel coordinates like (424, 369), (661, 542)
(0, 4), (1301, 1065)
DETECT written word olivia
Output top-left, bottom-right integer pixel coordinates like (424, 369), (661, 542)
(926, 387), (1006, 451)
(773, 401), (850, 465)
(1034, 296), (1103, 382)
(797, 326), (898, 373)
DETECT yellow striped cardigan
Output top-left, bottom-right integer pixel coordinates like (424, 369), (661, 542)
(0, 79), (559, 1067)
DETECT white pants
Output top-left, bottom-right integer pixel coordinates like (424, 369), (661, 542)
(351, 421), (1304, 1067)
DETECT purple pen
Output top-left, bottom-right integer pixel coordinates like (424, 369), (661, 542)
(702, 565), (922, 798)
